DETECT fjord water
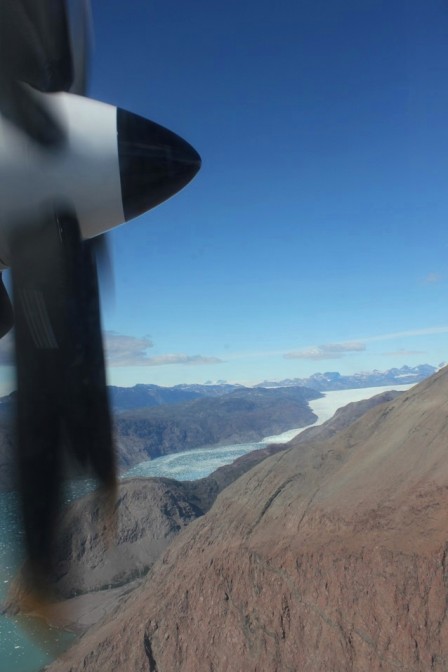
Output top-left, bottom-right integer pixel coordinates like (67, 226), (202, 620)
(0, 384), (413, 672)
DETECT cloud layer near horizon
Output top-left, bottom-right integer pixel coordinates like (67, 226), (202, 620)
(284, 342), (366, 361)
(104, 331), (223, 367)
(381, 349), (426, 357)
(0, 331), (223, 368)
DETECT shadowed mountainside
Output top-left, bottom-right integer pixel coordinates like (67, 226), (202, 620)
(46, 366), (448, 671)
(40, 445), (289, 601)
(109, 382), (244, 412)
(0, 385), (320, 491)
(114, 386), (320, 468)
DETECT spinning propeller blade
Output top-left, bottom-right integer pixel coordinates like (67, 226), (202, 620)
(0, 0), (92, 146)
(68, 0), (92, 96)
(0, 1), (116, 593)
(0, 0), (201, 600)
(0, 0), (74, 147)
(10, 209), (116, 589)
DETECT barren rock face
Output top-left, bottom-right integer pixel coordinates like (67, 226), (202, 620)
(48, 367), (448, 672)
(52, 478), (202, 597)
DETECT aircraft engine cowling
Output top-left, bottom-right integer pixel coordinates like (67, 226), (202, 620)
(0, 91), (201, 267)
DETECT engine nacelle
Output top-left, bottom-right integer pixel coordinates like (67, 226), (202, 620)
(0, 91), (201, 267)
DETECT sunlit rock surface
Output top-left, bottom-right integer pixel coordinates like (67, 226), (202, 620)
(46, 367), (448, 671)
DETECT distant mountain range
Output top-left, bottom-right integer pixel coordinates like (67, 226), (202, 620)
(109, 365), (436, 410)
(0, 364), (438, 491)
(0, 365), (437, 414)
(92, 364), (445, 411)
(255, 363), (438, 390)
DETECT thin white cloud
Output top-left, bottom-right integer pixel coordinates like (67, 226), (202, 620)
(140, 354), (224, 367)
(104, 331), (223, 367)
(0, 330), (223, 369)
(104, 331), (154, 366)
(361, 326), (448, 342)
(0, 324), (445, 369)
(219, 325), (448, 363)
(282, 327), (448, 362)
(284, 342), (365, 361)
(382, 349), (426, 357)
(424, 273), (442, 284)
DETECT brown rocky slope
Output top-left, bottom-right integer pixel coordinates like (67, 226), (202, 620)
(40, 390), (396, 601)
(48, 368), (448, 671)
(46, 443), (288, 599)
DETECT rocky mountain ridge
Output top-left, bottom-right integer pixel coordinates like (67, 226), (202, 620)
(46, 366), (448, 671)
(0, 364), (436, 414)
(257, 363), (437, 390)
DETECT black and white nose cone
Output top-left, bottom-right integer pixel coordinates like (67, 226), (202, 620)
(117, 108), (201, 222)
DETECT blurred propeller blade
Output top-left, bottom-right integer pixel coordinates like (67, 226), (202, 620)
(10, 209), (116, 589)
(0, 0), (73, 92)
(0, 1), (91, 147)
(0, 80), (66, 148)
(68, 0), (92, 96)
(88, 235), (115, 307)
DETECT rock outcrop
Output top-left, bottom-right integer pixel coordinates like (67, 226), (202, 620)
(46, 366), (448, 672)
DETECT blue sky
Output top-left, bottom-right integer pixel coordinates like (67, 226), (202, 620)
(2, 0), (448, 392)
